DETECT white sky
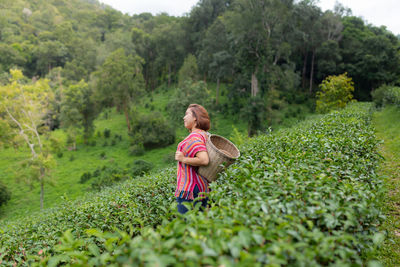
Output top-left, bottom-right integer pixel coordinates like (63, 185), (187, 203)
(99, 0), (400, 35)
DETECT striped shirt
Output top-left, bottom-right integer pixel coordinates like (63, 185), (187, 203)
(175, 129), (209, 200)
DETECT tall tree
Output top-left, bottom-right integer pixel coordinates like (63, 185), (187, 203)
(60, 80), (97, 148)
(339, 17), (400, 99)
(178, 54), (199, 86)
(224, 0), (293, 97)
(34, 40), (69, 76)
(184, 0), (232, 55)
(0, 69), (55, 210)
(152, 19), (185, 87)
(292, 1), (323, 92)
(96, 48), (145, 131)
(198, 18), (233, 104)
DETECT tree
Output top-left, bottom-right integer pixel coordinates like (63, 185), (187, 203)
(60, 80), (97, 148)
(131, 27), (156, 90)
(34, 40), (69, 76)
(96, 48), (145, 131)
(152, 19), (185, 86)
(224, 0), (293, 97)
(184, 0), (232, 54)
(339, 17), (400, 99)
(0, 44), (26, 72)
(198, 18), (233, 104)
(0, 69), (55, 210)
(178, 54), (199, 86)
(316, 72), (354, 113)
(242, 96), (266, 136)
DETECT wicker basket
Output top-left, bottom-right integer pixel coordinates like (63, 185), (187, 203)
(198, 134), (240, 182)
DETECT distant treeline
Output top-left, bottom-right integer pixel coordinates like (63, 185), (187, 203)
(1, 0), (399, 101)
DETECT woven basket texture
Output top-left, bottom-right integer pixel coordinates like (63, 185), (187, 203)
(198, 134), (240, 182)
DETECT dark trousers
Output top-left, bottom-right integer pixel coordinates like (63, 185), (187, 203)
(176, 184), (208, 214)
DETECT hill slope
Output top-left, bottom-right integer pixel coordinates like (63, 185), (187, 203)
(0, 102), (385, 266)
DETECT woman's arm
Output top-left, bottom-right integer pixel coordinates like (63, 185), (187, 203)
(175, 151), (209, 166)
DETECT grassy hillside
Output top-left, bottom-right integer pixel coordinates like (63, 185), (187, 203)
(0, 84), (252, 220)
(0, 102), (385, 266)
(373, 105), (400, 265)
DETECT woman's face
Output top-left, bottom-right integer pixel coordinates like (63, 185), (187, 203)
(183, 108), (197, 130)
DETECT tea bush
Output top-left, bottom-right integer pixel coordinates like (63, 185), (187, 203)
(0, 168), (176, 265)
(0, 103), (385, 266)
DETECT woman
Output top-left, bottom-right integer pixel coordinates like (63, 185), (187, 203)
(174, 104), (210, 214)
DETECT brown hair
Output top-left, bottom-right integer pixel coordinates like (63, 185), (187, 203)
(188, 104), (210, 131)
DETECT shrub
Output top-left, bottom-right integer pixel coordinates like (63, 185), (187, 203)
(90, 165), (130, 190)
(131, 159), (153, 176)
(129, 143), (145, 156)
(100, 151), (106, 159)
(371, 85), (400, 108)
(316, 73), (355, 113)
(103, 128), (111, 138)
(111, 140), (116, 146)
(383, 86), (400, 107)
(79, 172), (92, 184)
(371, 84), (390, 108)
(69, 155), (75, 161)
(163, 152), (176, 164)
(130, 112), (175, 149)
(0, 181), (11, 207)
(92, 168), (101, 177)
(56, 151), (63, 158)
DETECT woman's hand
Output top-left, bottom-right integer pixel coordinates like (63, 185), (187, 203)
(175, 151), (185, 162)
(175, 151), (209, 166)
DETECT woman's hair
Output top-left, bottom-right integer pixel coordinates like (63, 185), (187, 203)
(188, 104), (210, 131)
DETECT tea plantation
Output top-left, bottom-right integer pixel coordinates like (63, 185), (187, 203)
(0, 102), (385, 266)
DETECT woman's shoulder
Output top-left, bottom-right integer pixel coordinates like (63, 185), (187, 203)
(188, 130), (207, 142)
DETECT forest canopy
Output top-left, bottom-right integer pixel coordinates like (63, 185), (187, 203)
(1, 0), (399, 129)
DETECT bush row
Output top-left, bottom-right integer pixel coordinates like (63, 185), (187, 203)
(11, 102), (383, 266)
(0, 166), (176, 265)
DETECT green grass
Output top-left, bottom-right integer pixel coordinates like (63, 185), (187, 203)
(373, 105), (400, 266)
(0, 84), (250, 221)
